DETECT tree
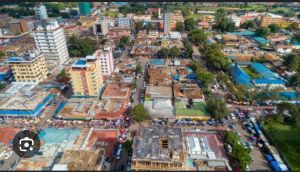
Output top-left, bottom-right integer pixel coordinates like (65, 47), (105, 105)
(184, 18), (196, 31)
(215, 8), (227, 23)
(68, 36), (97, 57)
(203, 43), (230, 71)
(56, 69), (70, 83)
(240, 20), (256, 29)
(255, 26), (271, 37)
(284, 53), (300, 72)
(288, 73), (300, 87)
(207, 97), (228, 119)
(182, 8), (191, 18)
(175, 21), (184, 32)
(169, 47), (180, 58)
(183, 43), (193, 58)
(130, 104), (148, 122)
(157, 48), (170, 59)
(188, 29), (207, 46)
(215, 18), (236, 32)
(123, 140), (133, 156)
(135, 63), (142, 74)
(268, 23), (280, 33)
(0, 51), (5, 59)
(119, 36), (130, 50)
(190, 60), (202, 72)
(195, 68), (214, 87)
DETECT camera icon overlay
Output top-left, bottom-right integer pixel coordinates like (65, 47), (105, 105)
(12, 130), (40, 158)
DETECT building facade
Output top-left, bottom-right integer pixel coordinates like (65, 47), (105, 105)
(163, 10), (171, 34)
(69, 56), (103, 97)
(6, 50), (49, 83)
(93, 19), (109, 36)
(32, 20), (69, 69)
(94, 47), (114, 76)
(116, 17), (131, 28)
(34, 4), (48, 20)
(78, 2), (92, 16)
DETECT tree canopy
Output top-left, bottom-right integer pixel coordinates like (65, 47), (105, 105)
(195, 68), (215, 87)
(203, 43), (230, 71)
(67, 36), (97, 57)
(268, 23), (280, 33)
(207, 97), (228, 119)
(240, 20), (256, 29)
(284, 53), (300, 72)
(157, 47), (180, 58)
(0, 51), (5, 59)
(255, 26), (271, 37)
(215, 18), (236, 32)
(175, 21), (184, 32)
(135, 63), (142, 74)
(130, 104), (148, 122)
(188, 29), (207, 46)
(184, 18), (197, 31)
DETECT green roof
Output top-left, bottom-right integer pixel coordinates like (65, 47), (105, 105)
(175, 102), (210, 116)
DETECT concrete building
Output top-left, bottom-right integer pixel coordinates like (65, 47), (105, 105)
(63, 25), (81, 37)
(9, 19), (30, 33)
(132, 126), (184, 171)
(93, 19), (109, 36)
(69, 55), (103, 97)
(228, 15), (241, 27)
(34, 4), (48, 20)
(6, 49), (49, 83)
(116, 17), (132, 28)
(78, 2), (92, 16)
(163, 10), (171, 34)
(32, 20), (69, 69)
(260, 15), (291, 28)
(94, 47), (114, 76)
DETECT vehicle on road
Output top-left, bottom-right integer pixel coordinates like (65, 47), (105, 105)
(4, 151), (13, 160)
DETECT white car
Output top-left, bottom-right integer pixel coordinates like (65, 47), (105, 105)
(4, 151), (13, 159)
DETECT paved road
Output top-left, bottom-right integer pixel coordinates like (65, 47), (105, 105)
(0, 152), (19, 171)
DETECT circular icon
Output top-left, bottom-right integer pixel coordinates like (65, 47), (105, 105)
(12, 130), (40, 158)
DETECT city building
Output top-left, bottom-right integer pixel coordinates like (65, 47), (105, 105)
(163, 10), (171, 34)
(101, 83), (130, 100)
(33, 4), (48, 20)
(9, 19), (30, 33)
(170, 10), (184, 29)
(132, 126), (184, 171)
(132, 15), (152, 22)
(148, 65), (172, 86)
(228, 15), (241, 27)
(0, 82), (54, 117)
(6, 49), (49, 83)
(0, 64), (11, 81)
(32, 20), (69, 69)
(69, 55), (103, 97)
(116, 17), (132, 28)
(173, 83), (205, 103)
(260, 14), (291, 27)
(93, 19), (109, 36)
(94, 47), (114, 76)
(63, 25), (81, 37)
(78, 2), (92, 16)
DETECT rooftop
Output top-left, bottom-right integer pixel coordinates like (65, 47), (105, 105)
(173, 83), (204, 100)
(6, 49), (43, 63)
(148, 66), (172, 86)
(132, 126), (183, 162)
(145, 86), (172, 99)
(0, 127), (20, 145)
(101, 83), (130, 99)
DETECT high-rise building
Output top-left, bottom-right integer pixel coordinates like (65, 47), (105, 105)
(163, 10), (171, 34)
(34, 4), (48, 20)
(78, 2), (92, 16)
(94, 46), (114, 76)
(69, 55), (103, 97)
(6, 49), (49, 83)
(32, 20), (69, 70)
(116, 17), (132, 28)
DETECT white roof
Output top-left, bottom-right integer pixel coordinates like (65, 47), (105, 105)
(153, 99), (172, 109)
(52, 164), (68, 171)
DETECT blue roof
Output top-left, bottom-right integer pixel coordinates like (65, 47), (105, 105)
(253, 79), (285, 85)
(228, 30), (255, 36)
(150, 59), (164, 65)
(231, 64), (253, 87)
(75, 59), (86, 65)
(251, 36), (269, 44)
(265, 154), (274, 162)
(251, 63), (279, 80)
(187, 73), (197, 80)
(293, 42), (300, 46)
(279, 91), (298, 100)
(270, 161), (282, 171)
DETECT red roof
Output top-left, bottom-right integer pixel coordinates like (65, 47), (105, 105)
(0, 127), (20, 145)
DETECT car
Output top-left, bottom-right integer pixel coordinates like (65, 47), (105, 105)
(4, 151), (13, 159)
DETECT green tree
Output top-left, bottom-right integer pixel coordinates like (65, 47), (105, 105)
(183, 43), (193, 58)
(203, 44), (230, 71)
(268, 23), (280, 33)
(0, 51), (5, 59)
(135, 63), (142, 74)
(255, 26), (271, 37)
(288, 73), (300, 87)
(240, 20), (256, 29)
(215, 8), (227, 23)
(123, 140), (133, 156)
(184, 18), (196, 31)
(190, 60), (202, 72)
(56, 69), (70, 83)
(182, 8), (191, 18)
(175, 21), (184, 32)
(157, 48), (170, 59)
(169, 47), (180, 58)
(207, 97), (228, 119)
(284, 53), (300, 72)
(216, 18), (235, 32)
(195, 68), (214, 87)
(188, 29), (207, 46)
(68, 36), (97, 57)
(130, 104), (148, 122)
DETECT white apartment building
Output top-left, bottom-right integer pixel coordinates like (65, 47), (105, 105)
(116, 17), (131, 28)
(32, 20), (69, 70)
(94, 46), (114, 76)
(228, 15), (241, 27)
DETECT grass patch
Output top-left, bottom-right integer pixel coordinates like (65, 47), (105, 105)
(188, 13), (205, 21)
(263, 123), (300, 171)
(103, 11), (119, 17)
(242, 67), (262, 79)
(175, 102), (209, 116)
